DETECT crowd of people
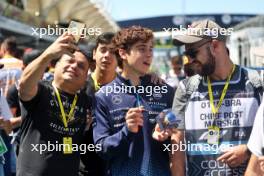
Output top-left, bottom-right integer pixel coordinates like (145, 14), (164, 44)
(0, 19), (264, 176)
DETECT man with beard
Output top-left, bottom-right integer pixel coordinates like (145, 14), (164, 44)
(167, 20), (263, 176)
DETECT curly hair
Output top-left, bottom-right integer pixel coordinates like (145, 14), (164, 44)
(113, 26), (153, 52)
(112, 26), (153, 68)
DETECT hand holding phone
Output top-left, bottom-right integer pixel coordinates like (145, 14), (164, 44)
(68, 21), (86, 43)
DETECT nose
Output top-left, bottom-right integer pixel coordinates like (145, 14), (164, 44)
(70, 61), (78, 69)
(104, 50), (111, 57)
(146, 48), (153, 58)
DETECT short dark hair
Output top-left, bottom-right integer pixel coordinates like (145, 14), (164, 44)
(171, 55), (183, 65)
(1, 37), (17, 55)
(94, 32), (115, 51)
(23, 50), (42, 66)
(112, 26), (153, 53)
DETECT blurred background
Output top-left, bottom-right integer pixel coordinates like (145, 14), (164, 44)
(1, 0), (264, 79)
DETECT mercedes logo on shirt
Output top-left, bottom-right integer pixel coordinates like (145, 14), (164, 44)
(112, 95), (122, 105)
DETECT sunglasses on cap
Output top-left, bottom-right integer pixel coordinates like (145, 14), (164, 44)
(183, 40), (211, 59)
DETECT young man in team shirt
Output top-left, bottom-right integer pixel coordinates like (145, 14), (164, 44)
(93, 26), (175, 176)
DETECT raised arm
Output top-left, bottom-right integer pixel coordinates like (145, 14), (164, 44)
(18, 33), (77, 101)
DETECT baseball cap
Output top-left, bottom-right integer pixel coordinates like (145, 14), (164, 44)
(173, 19), (227, 45)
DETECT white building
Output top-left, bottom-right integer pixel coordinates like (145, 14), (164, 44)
(228, 16), (264, 67)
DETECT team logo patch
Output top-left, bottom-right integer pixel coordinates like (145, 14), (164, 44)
(149, 118), (156, 124)
(153, 93), (162, 99)
(112, 95), (122, 105)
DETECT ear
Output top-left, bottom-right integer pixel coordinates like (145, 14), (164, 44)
(118, 48), (127, 60)
(209, 40), (219, 55)
(92, 49), (96, 61)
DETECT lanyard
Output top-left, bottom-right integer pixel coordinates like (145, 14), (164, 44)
(207, 64), (236, 114)
(91, 73), (101, 91)
(136, 93), (142, 107)
(52, 84), (78, 128)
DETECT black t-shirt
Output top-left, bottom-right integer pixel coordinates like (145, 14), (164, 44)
(6, 84), (21, 117)
(17, 81), (92, 176)
(79, 74), (105, 176)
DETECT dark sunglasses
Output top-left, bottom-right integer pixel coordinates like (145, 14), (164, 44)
(183, 40), (211, 59)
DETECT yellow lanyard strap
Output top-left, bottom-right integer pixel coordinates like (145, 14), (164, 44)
(91, 73), (101, 91)
(52, 84), (78, 128)
(207, 64), (236, 114)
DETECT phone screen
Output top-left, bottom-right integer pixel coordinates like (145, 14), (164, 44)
(68, 21), (86, 43)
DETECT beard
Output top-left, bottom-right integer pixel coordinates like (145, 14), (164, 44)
(184, 47), (216, 77)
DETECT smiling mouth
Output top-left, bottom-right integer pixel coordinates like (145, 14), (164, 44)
(143, 62), (150, 66)
(66, 71), (77, 77)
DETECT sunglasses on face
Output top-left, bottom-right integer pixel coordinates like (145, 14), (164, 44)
(183, 49), (199, 59)
(183, 40), (211, 59)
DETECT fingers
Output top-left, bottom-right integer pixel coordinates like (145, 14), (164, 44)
(0, 119), (12, 134)
(260, 161), (264, 172)
(152, 129), (170, 141)
(152, 124), (172, 141)
(60, 42), (79, 51)
(217, 151), (233, 163)
(125, 107), (144, 133)
(226, 154), (237, 163)
(126, 118), (143, 126)
(154, 123), (162, 132)
(126, 111), (143, 125)
(44, 32), (79, 60)
(225, 154), (239, 167)
(165, 129), (173, 136)
(126, 106), (145, 115)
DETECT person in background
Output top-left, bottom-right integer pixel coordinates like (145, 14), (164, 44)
(166, 55), (185, 90)
(0, 63), (13, 176)
(0, 37), (23, 97)
(245, 96), (264, 175)
(4, 50), (43, 166)
(80, 32), (116, 176)
(0, 37), (23, 69)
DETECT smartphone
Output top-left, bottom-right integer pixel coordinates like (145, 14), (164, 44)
(68, 21), (86, 43)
